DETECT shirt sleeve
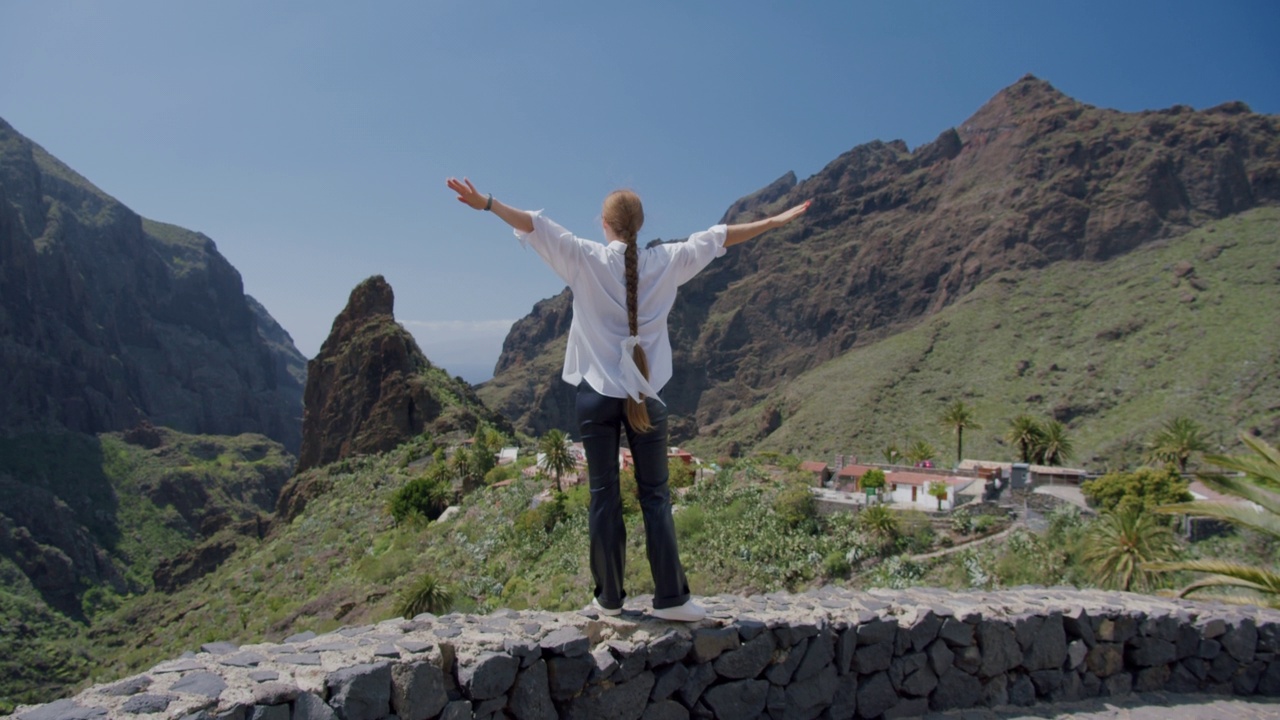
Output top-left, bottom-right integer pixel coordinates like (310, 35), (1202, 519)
(513, 211), (583, 286)
(667, 224), (728, 286)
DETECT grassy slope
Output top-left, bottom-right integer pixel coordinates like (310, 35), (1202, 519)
(693, 206), (1280, 468)
(0, 430), (292, 712)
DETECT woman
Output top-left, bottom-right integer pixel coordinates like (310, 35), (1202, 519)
(447, 177), (808, 621)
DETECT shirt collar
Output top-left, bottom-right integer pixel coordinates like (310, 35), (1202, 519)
(603, 226), (629, 253)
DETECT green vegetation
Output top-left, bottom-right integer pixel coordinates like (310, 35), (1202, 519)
(395, 573), (454, 618)
(1081, 466), (1192, 514)
(693, 207), (1280, 468)
(860, 468), (886, 496)
(0, 428), (293, 712)
(1145, 416), (1211, 473)
(538, 429), (575, 493)
(1150, 435), (1280, 607)
(928, 482), (949, 511)
(940, 400), (982, 466)
(1082, 507), (1180, 592)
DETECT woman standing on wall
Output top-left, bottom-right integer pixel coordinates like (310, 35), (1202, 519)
(447, 177), (809, 621)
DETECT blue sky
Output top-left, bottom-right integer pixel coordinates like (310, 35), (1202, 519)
(2, 1), (1277, 382)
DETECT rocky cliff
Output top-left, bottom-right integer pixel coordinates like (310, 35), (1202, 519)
(0, 117), (306, 452)
(478, 76), (1280, 442)
(293, 275), (511, 476)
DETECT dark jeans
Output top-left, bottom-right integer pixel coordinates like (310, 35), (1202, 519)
(576, 381), (690, 610)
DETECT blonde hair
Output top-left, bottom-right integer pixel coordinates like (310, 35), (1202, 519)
(602, 190), (653, 432)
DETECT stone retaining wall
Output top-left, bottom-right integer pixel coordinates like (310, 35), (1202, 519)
(16, 587), (1280, 720)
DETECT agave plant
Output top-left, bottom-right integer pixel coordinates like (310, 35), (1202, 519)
(1148, 434), (1280, 607)
(396, 573), (454, 618)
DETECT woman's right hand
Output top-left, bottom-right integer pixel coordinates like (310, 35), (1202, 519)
(447, 177), (487, 210)
(770, 200), (811, 228)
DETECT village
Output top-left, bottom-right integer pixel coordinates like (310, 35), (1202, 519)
(489, 440), (1103, 513)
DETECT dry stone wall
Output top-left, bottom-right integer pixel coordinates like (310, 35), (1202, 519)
(16, 587), (1280, 720)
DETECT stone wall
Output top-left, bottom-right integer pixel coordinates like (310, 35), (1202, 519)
(16, 587), (1280, 720)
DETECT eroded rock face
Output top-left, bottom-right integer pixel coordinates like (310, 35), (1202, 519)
(294, 276), (510, 475)
(480, 75), (1280, 440)
(0, 116), (306, 452)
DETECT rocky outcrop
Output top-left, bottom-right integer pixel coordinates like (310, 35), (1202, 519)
(16, 587), (1280, 719)
(0, 117), (306, 452)
(479, 75), (1280, 441)
(294, 276), (511, 475)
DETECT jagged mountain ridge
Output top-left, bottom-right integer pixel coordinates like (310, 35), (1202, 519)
(0, 117), (306, 451)
(478, 75), (1280, 446)
(292, 275), (512, 475)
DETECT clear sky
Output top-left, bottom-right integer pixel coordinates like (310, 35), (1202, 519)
(2, 1), (1277, 382)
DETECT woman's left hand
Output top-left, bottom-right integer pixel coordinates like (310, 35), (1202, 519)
(447, 177), (487, 210)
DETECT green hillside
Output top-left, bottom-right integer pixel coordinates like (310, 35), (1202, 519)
(693, 206), (1280, 468)
(0, 429), (293, 712)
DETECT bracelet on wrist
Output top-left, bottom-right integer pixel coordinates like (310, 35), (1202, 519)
(484, 194), (493, 211)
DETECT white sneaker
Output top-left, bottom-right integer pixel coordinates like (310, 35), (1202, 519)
(652, 600), (706, 622)
(592, 597), (622, 616)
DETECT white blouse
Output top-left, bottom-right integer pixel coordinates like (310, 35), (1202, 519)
(515, 211), (728, 402)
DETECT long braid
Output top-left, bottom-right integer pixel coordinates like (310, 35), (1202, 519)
(623, 236), (653, 432)
(604, 189), (653, 433)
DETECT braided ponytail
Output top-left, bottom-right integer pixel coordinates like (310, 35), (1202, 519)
(603, 190), (653, 433)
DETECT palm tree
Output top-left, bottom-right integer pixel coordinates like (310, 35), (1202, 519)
(928, 482), (950, 511)
(858, 504), (899, 540)
(1146, 417), (1212, 473)
(882, 442), (902, 466)
(539, 429), (576, 493)
(1082, 506), (1180, 592)
(1005, 415), (1044, 464)
(905, 439), (937, 467)
(1148, 434), (1280, 607)
(1036, 420), (1074, 467)
(940, 400), (982, 466)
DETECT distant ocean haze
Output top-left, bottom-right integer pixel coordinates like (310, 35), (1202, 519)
(405, 318), (516, 384)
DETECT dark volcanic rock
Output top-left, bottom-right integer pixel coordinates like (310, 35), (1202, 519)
(290, 275), (511, 480)
(0, 117), (305, 450)
(477, 76), (1280, 441)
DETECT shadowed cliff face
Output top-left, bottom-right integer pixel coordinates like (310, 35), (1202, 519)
(0, 117), (306, 452)
(293, 275), (512, 477)
(479, 75), (1280, 442)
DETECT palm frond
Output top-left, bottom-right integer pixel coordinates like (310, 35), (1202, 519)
(1154, 501), (1280, 539)
(1195, 472), (1280, 515)
(1144, 559), (1280, 593)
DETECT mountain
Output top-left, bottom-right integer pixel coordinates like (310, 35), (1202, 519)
(477, 75), (1280, 460)
(0, 116), (306, 452)
(293, 275), (513, 476)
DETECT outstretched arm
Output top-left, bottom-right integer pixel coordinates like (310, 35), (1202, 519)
(447, 177), (535, 233)
(724, 200), (811, 247)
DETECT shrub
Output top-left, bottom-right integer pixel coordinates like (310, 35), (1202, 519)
(1082, 466), (1192, 514)
(857, 505), (900, 543)
(822, 550), (851, 579)
(389, 470), (451, 523)
(773, 482), (818, 528)
(860, 468), (887, 493)
(619, 469), (641, 515)
(396, 573), (454, 618)
(674, 505), (708, 542)
(515, 493), (568, 535)
(669, 459), (696, 489)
